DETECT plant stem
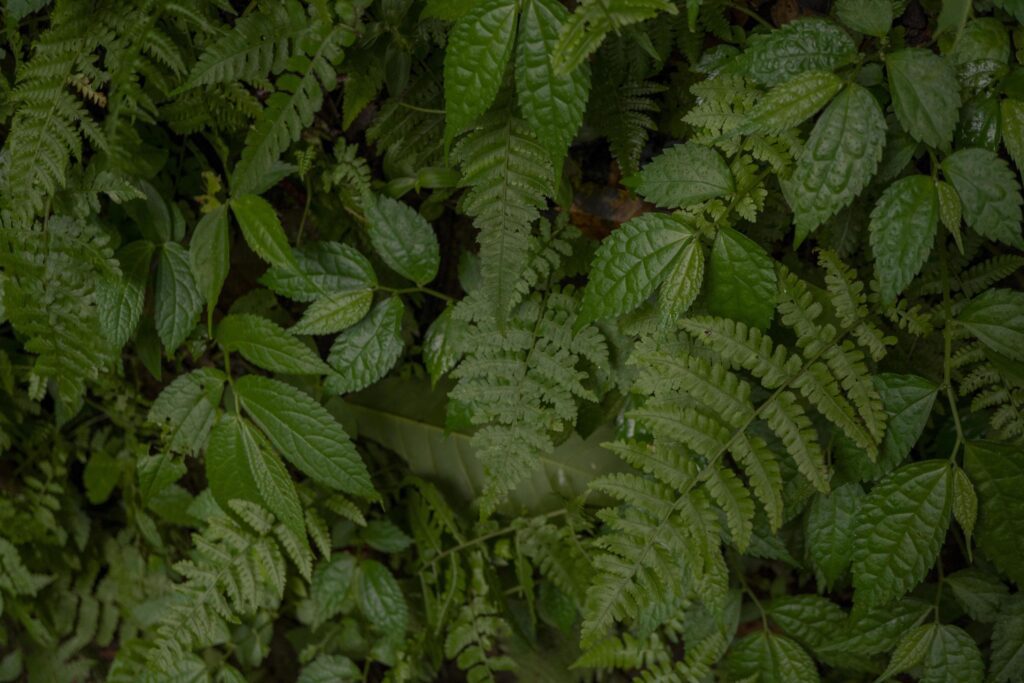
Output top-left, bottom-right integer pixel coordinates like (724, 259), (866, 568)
(939, 237), (966, 461)
(419, 508), (568, 571)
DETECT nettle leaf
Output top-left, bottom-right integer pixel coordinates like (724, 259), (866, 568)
(958, 288), (1024, 361)
(819, 599), (931, 659)
(97, 240), (154, 347)
(443, 0), (517, 147)
(852, 460), (952, 608)
(705, 226), (777, 330)
(423, 306), (463, 386)
(922, 624), (984, 683)
(147, 368), (226, 455)
(805, 482), (863, 590)
(721, 631), (819, 683)
(739, 70), (844, 136)
(363, 194), (440, 286)
(991, 594), (1024, 682)
(230, 194), (297, 269)
(660, 237), (705, 325)
(235, 375), (374, 498)
(868, 175), (938, 303)
(326, 297), (405, 394)
(261, 241), (377, 302)
(357, 559), (408, 640)
(879, 624), (934, 680)
(633, 143), (733, 209)
(835, 0), (892, 37)
(942, 148), (1024, 248)
(767, 594), (847, 655)
(514, 0), (590, 172)
(952, 466), (977, 551)
(579, 213), (696, 324)
(964, 441), (1024, 586)
(886, 48), (961, 148)
(155, 242), (204, 352)
(360, 520), (413, 553)
(739, 18), (857, 86)
(936, 179), (964, 251)
(299, 656), (360, 683)
(789, 84), (885, 245)
(291, 289), (373, 336)
(1002, 98), (1024, 174)
(945, 568), (1008, 622)
(189, 205), (231, 325)
(310, 553), (357, 629)
(216, 314), (330, 375)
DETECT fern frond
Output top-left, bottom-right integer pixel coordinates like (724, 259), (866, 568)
(552, 0), (677, 75)
(444, 553), (516, 682)
(590, 54), (666, 174)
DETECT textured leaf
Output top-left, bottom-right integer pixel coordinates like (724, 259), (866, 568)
(633, 143), (733, 209)
(740, 70), (844, 135)
(423, 306), (463, 386)
(819, 599), (931, 658)
(805, 483), (863, 589)
(309, 553), (357, 629)
(936, 179), (964, 251)
(260, 241), (376, 302)
(550, 0), (675, 76)
(789, 84), (886, 245)
(835, 0), (892, 36)
(97, 240), (154, 347)
(767, 594), (847, 655)
(721, 631), (820, 683)
(964, 441), (1024, 586)
(363, 194), (440, 286)
(886, 48), (961, 148)
(298, 655), (360, 683)
(706, 226), (777, 330)
(235, 374), (374, 498)
(740, 18), (857, 86)
(360, 520), (413, 553)
(136, 451), (188, 505)
(326, 297), (405, 394)
(991, 594), (1024, 683)
(660, 237), (704, 325)
(942, 148), (1023, 248)
(356, 559), (408, 638)
(952, 466), (977, 550)
(945, 568), (1008, 622)
(147, 368), (226, 455)
(852, 460), (952, 607)
(922, 624), (984, 683)
(216, 314), (330, 375)
(155, 242), (204, 352)
(878, 624), (934, 680)
(189, 205), (231, 324)
(290, 289), (373, 336)
(958, 288), (1024, 361)
(1002, 98), (1024, 174)
(875, 374), (939, 472)
(869, 175), (938, 303)
(230, 194), (297, 269)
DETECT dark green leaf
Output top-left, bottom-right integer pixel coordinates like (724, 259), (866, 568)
(260, 241), (377, 302)
(805, 483), (863, 590)
(739, 18), (857, 86)
(964, 441), (1024, 586)
(356, 559), (408, 638)
(291, 289), (373, 336)
(230, 194), (297, 269)
(155, 242), (204, 352)
(868, 175), (938, 303)
(216, 314), (330, 375)
(991, 594), (1024, 683)
(959, 288), (1024, 361)
(886, 48), (961, 148)
(721, 631), (819, 683)
(97, 240), (154, 347)
(836, 0), (892, 36)
(189, 205), (230, 325)
(326, 297), (405, 394)
(363, 194), (440, 286)
(942, 148), (1023, 248)
(633, 143), (733, 209)
(706, 226), (777, 330)
(147, 368), (226, 455)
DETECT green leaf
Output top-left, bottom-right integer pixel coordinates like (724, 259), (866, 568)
(230, 194), (297, 269)
(705, 226), (777, 330)
(137, 451), (187, 506)
(739, 18), (858, 86)
(235, 374), (375, 498)
(936, 179), (964, 252)
(579, 214), (696, 325)
(991, 594), (1024, 683)
(721, 631), (820, 683)
(942, 148), (1023, 248)
(147, 368), (226, 455)
(363, 194), (440, 286)
(216, 314), (330, 375)
(805, 482), (863, 590)
(878, 624), (934, 681)
(443, 0), (517, 147)
(97, 240), (154, 347)
(360, 520), (412, 553)
(835, 0), (892, 36)
(260, 241), (377, 302)
(660, 237), (705, 325)
(852, 460), (952, 607)
(945, 568), (1008, 622)
(155, 242), (204, 352)
(964, 441), (1024, 586)
(84, 450), (121, 505)
(189, 205), (231, 324)
(952, 466), (977, 551)
(958, 288), (1024, 361)
(309, 553), (357, 629)
(326, 297), (405, 394)
(1002, 99), (1024, 174)
(514, 0), (590, 173)
(356, 559), (408, 639)
(298, 655), (360, 683)
(789, 84), (886, 245)
(767, 594), (847, 656)
(921, 624), (984, 683)
(739, 70), (844, 136)
(633, 143), (733, 209)
(423, 306), (463, 386)
(886, 48), (961, 148)
(818, 599), (931, 659)
(935, 0), (970, 43)
(291, 289), (373, 336)
(868, 175), (938, 303)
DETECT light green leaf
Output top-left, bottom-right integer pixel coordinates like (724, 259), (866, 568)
(991, 594), (1024, 683)
(869, 174), (938, 303)
(805, 482), (863, 590)
(291, 289), (373, 336)
(836, 0), (892, 36)
(356, 559), (408, 638)
(945, 568), (1008, 622)
(852, 460), (952, 607)
(660, 237), (704, 325)
(260, 241), (377, 302)
(235, 374), (375, 498)
(147, 368), (226, 455)
(952, 466), (977, 551)
(790, 84), (886, 245)
(1002, 99), (1024, 174)
(423, 306), (464, 386)
(363, 194), (440, 285)
(739, 70), (844, 136)
(155, 242), (204, 352)
(942, 148), (1023, 248)
(958, 288), (1024, 361)
(964, 441), (1024, 586)
(921, 624), (984, 683)
(216, 314), (330, 375)
(230, 194), (297, 269)
(97, 240), (154, 347)
(443, 0), (517, 147)
(721, 631), (820, 683)
(633, 143), (733, 209)
(886, 48), (961, 148)
(740, 18), (857, 86)
(190, 206), (230, 325)
(326, 297), (405, 394)
(706, 226), (777, 330)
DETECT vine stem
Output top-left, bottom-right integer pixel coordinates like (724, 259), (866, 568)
(939, 237), (966, 461)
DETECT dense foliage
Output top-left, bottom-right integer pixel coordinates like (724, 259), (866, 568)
(2, 0), (1024, 680)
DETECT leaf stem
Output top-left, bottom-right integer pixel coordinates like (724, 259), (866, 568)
(419, 508), (568, 572)
(939, 237), (966, 461)
(379, 285), (455, 303)
(399, 102), (446, 115)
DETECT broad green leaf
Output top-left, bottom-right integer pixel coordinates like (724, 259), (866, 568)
(959, 288), (1024, 361)
(298, 655), (360, 683)
(818, 599), (931, 659)
(852, 460), (952, 607)
(886, 48), (961, 148)
(147, 368), (226, 455)
(230, 194), (297, 269)
(326, 297), (405, 394)
(706, 226), (777, 330)
(97, 240), (154, 347)
(935, 0), (970, 44)
(936, 179), (964, 252)
(878, 624), (934, 681)
(790, 84), (886, 245)
(922, 624), (984, 683)
(660, 237), (704, 325)
(235, 374), (375, 498)
(514, 0), (590, 173)
(952, 466), (977, 551)
(363, 195), (439, 286)
(309, 553), (357, 629)
(1002, 99), (1024, 173)
(216, 314), (329, 375)
(136, 451), (187, 506)
(873, 374), (939, 475)
(155, 242), (204, 352)
(868, 175), (938, 303)
(189, 206), (230, 328)
(951, 18), (1010, 67)
(633, 143), (733, 209)
(423, 306), (464, 386)
(550, 0), (675, 76)
(84, 450), (121, 505)
(356, 559), (408, 639)
(360, 520), (412, 553)
(739, 70), (844, 135)
(991, 594), (1024, 682)
(579, 214), (695, 325)
(964, 441), (1024, 586)
(721, 631), (819, 683)
(260, 241), (377, 302)
(945, 568), (1008, 622)
(443, 0), (517, 147)
(739, 18), (857, 86)
(835, 0), (892, 36)
(955, 95), (1001, 152)
(805, 483), (863, 590)
(290, 289), (373, 336)
(942, 148), (1023, 247)
(767, 594), (847, 656)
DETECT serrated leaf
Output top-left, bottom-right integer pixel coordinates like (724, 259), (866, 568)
(155, 242), (204, 352)
(706, 226), (777, 330)
(878, 624), (934, 680)
(835, 0), (892, 36)
(147, 368), (226, 455)
(873, 373), (939, 474)
(852, 460), (952, 607)
(660, 237), (704, 325)
(356, 559), (408, 639)
(443, 0), (517, 147)
(1002, 99), (1024, 174)
(137, 451), (188, 505)
(740, 18), (857, 86)
(235, 374), (375, 498)
(790, 84), (886, 245)
(360, 520), (412, 553)
(767, 594), (847, 655)
(308, 553), (358, 629)
(423, 306), (463, 386)
(922, 624), (984, 683)
(260, 241), (377, 302)
(97, 240), (154, 347)
(190, 206), (231, 327)
(869, 175), (938, 303)
(363, 194), (440, 286)
(936, 179), (964, 252)
(945, 568), (1008, 622)
(805, 482), (863, 590)
(721, 631), (819, 683)
(326, 297), (405, 394)
(991, 594), (1024, 683)
(216, 314), (329, 375)
(230, 194), (297, 269)
(291, 289), (373, 336)
(958, 288), (1024, 361)
(964, 441), (1024, 586)
(298, 655), (360, 683)
(952, 466), (977, 551)
(886, 48), (961, 148)
(739, 70), (844, 136)
(633, 143), (733, 209)
(942, 148), (1023, 248)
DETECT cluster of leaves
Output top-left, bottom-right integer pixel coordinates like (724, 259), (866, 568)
(2, 0), (1024, 681)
